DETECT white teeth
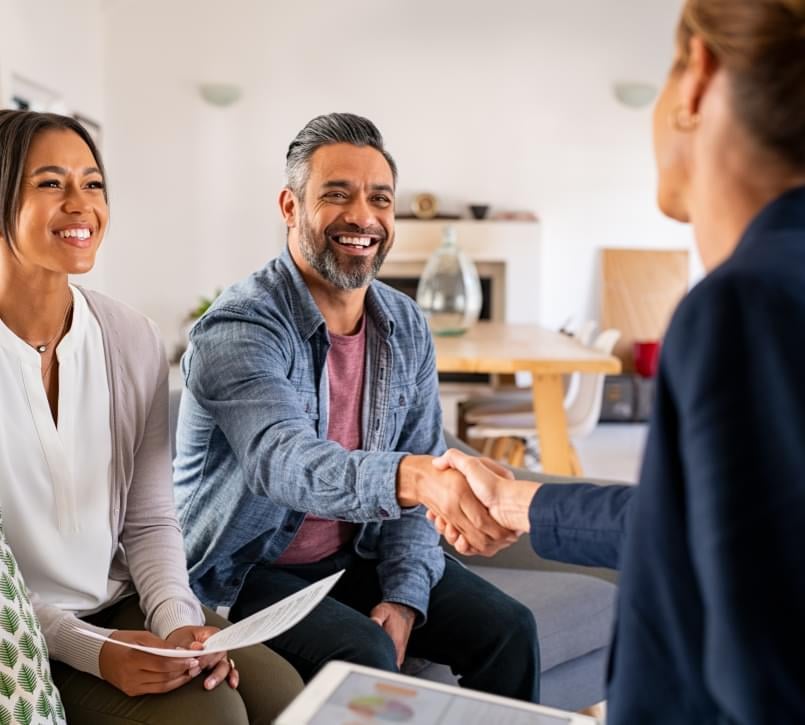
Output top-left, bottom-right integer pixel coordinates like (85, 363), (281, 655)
(337, 235), (372, 247)
(58, 228), (91, 240)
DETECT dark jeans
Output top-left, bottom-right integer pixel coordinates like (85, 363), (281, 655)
(230, 551), (540, 703)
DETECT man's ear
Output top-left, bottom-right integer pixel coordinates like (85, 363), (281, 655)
(278, 187), (299, 228)
(679, 34), (719, 117)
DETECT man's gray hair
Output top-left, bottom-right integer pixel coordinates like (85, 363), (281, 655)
(285, 113), (398, 198)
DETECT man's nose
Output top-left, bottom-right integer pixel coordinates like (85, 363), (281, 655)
(342, 197), (376, 229)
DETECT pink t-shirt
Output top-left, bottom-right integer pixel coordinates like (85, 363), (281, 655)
(274, 317), (365, 565)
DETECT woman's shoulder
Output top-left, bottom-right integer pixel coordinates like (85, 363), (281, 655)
(77, 287), (161, 346)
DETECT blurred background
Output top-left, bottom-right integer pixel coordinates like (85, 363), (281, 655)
(0, 0), (693, 362)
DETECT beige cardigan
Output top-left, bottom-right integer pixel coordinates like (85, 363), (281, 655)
(32, 288), (203, 677)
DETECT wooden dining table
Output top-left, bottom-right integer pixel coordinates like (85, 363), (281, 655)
(433, 322), (622, 476)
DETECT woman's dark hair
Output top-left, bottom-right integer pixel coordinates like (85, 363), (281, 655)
(0, 110), (108, 250)
(677, 0), (805, 167)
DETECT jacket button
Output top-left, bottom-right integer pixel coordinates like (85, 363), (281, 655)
(379, 507), (390, 518)
(399, 395), (405, 406)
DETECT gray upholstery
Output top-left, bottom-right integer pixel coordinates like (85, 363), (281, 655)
(169, 389), (619, 711)
(475, 567), (614, 672)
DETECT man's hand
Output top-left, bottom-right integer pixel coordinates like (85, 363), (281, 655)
(370, 602), (416, 668)
(99, 630), (202, 696)
(397, 455), (518, 556)
(166, 625), (239, 691)
(429, 450), (540, 554)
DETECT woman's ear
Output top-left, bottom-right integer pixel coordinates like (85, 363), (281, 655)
(278, 187), (299, 228)
(678, 34), (719, 118)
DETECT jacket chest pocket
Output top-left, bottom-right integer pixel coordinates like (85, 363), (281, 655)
(385, 383), (418, 449)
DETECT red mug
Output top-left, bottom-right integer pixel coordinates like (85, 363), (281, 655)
(634, 340), (661, 377)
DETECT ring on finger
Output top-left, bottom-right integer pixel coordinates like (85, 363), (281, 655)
(228, 657), (237, 671)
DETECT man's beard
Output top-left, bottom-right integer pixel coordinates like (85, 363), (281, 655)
(297, 212), (391, 290)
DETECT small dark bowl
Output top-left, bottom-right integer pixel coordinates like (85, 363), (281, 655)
(469, 204), (489, 220)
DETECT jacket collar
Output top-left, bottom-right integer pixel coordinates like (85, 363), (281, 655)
(278, 246), (395, 341)
(735, 184), (805, 256)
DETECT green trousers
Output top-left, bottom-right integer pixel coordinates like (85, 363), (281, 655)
(50, 596), (304, 725)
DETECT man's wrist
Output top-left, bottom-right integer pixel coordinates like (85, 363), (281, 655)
(384, 601), (416, 619)
(396, 455), (429, 507)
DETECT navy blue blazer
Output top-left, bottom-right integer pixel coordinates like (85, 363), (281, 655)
(530, 187), (805, 724)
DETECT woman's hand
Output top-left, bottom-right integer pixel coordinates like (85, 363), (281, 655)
(166, 625), (239, 691)
(99, 630), (202, 696)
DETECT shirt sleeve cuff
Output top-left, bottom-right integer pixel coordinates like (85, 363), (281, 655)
(52, 616), (115, 678)
(380, 573), (433, 627)
(528, 483), (562, 559)
(357, 451), (407, 521)
(149, 598), (206, 640)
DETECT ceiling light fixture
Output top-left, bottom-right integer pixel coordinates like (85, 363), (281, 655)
(199, 82), (242, 107)
(613, 82), (657, 109)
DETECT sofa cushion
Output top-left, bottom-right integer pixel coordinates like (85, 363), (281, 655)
(409, 566), (615, 683)
(471, 566), (615, 671)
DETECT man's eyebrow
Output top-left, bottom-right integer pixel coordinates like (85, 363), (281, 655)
(370, 184), (394, 194)
(320, 180), (394, 194)
(30, 165), (102, 176)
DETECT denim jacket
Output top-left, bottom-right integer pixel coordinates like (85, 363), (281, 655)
(174, 248), (446, 621)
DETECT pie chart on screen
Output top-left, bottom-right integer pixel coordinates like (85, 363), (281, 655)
(348, 694), (414, 721)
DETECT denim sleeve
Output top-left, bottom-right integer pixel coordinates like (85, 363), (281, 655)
(375, 329), (446, 623)
(529, 483), (633, 569)
(184, 308), (404, 522)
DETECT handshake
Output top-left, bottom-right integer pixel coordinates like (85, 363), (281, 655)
(397, 449), (541, 557)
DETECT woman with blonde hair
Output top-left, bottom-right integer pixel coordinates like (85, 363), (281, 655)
(0, 109), (302, 723)
(433, 1), (805, 722)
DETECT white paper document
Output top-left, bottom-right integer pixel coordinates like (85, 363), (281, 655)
(75, 570), (343, 658)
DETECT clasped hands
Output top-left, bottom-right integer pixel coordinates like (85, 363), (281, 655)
(400, 449), (539, 556)
(99, 625), (238, 697)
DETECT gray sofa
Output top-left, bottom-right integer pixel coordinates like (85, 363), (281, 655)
(168, 390), (620, 712)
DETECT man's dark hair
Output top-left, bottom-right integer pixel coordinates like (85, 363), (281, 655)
(0, 110), (108, 250)
(285, 113), (397, 198)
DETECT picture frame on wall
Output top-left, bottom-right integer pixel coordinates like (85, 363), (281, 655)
(0, 72), (102, 149)
(7, 74), (67, 114)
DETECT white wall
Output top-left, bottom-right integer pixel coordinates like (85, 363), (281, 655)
(57, 0), (693, 349)
(0, 0), (108, 286)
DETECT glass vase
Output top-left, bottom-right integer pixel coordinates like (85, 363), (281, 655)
(416, 225), (483, 336)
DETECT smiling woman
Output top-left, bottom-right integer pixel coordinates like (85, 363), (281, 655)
(0, 110), (303, 724)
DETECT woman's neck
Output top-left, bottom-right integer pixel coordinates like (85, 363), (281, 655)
(689, 139), (805, 271)
(0, 259), (72, 348)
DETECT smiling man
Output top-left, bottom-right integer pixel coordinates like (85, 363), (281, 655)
(173, 113), (539, 701)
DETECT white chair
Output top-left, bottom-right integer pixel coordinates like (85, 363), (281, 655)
(466, 328), (621, 468)
(560, 319), (597, 408)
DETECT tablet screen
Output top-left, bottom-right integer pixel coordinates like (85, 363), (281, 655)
(308, 672), (572, 725)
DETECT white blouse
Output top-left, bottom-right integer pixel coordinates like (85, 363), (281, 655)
(0, 286), (126, 614)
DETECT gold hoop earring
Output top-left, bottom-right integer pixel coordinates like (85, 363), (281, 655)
(670, 106), (700, 132)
